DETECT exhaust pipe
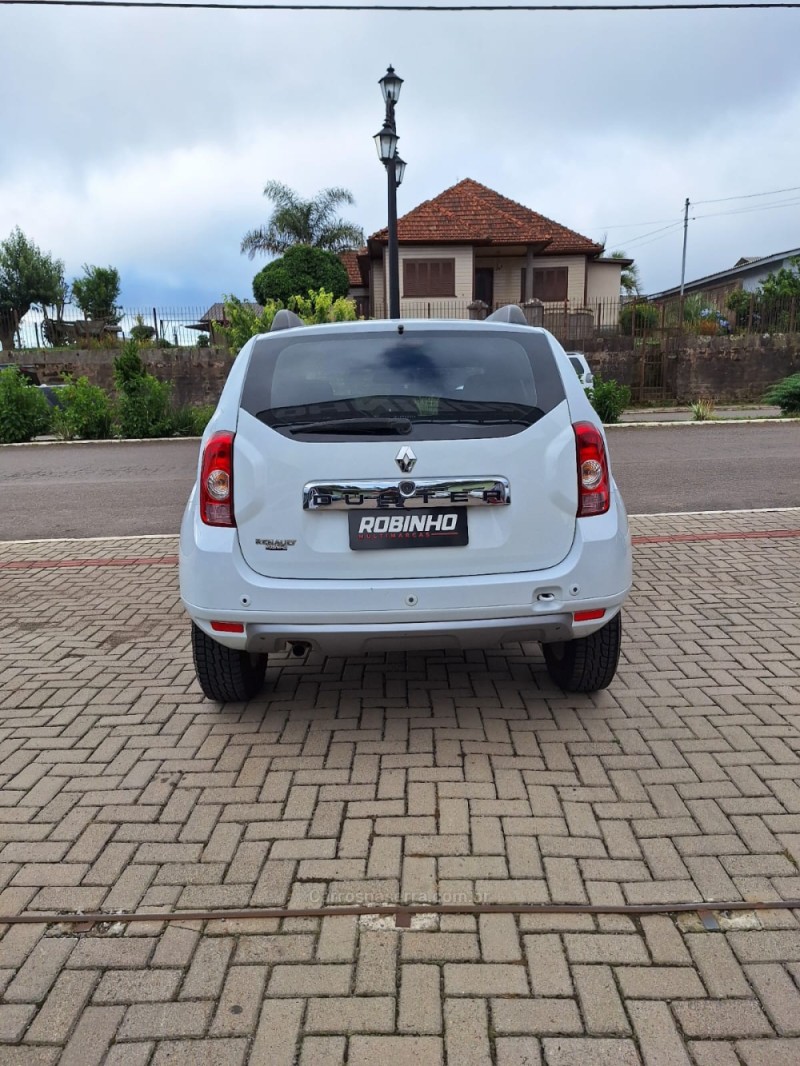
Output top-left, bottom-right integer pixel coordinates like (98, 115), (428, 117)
(290, 642), (311, 657)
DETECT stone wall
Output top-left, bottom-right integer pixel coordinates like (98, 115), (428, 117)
(4, 347), (232, 408)
(581, 333), (800, 403)
(5, 333), (800, 407)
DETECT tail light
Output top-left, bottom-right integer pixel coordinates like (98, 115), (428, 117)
(574, 422), (610, 517)
(200, 431), (235, 527)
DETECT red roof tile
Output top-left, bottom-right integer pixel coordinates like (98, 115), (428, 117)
(339, 249), (370, 287)
(370, 178), (602, 255)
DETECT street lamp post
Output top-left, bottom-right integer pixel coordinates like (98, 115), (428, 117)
(374, 66), (405, 319)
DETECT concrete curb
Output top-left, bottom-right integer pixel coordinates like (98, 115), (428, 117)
(609, 417), (793, 428)
(1, 435), (203, 447)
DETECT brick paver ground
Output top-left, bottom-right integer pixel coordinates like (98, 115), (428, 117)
(0, 509), (799, 1065)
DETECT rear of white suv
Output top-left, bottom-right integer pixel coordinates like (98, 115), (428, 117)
(180, 309), (632, 702)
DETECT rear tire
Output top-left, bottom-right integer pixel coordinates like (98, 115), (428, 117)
(543, 611), (622, 693)
(191, 623), (268, 702)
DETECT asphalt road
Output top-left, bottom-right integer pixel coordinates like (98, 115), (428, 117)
(2, 423), (799, 541)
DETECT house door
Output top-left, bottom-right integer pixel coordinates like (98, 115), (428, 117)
(474, 268), (494, 308)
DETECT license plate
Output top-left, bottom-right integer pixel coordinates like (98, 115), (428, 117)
(348, 508), (468, 550)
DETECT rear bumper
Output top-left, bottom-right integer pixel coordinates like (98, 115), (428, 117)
(180, 485), (632, 654)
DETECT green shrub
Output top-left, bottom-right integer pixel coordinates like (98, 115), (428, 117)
(113, 339), (147, 389)
(288, 288), (357, 324)
(171, 404), (215, 437)
(253, 245), (349, 306)
(586, 374), (631, 424)
(52, 375), (113, 440)
(619, 302), (659, 333)
(764, 373), (800, 416)
(0, 366), (51, 443)
(116, 375), (174, 438)
(197, 333), (210, 348)
(218, 296), (283, 354)
(129, 315), (155, 343)
(113, 342), (174, 437)
(690, 398), (716, 421)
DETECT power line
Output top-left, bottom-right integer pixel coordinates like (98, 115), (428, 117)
(2, 0), (800, 9)
(621, 223), (686, 251)
(608, 220), (684, 250)
(600, 217), (683, 229)
(693, 183), (800, 205)
(693, 197), (800, 220)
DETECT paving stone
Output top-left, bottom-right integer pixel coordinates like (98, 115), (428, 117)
(478, 913), (522, 962)
(250, 998), (304, 1064)
(628, 1001), (692, 1066)
(59, 1005), (125, 1066)
(615, 965), (706, 999)
(574, 965), (630, 1035)
(355, 929), (398, 994)
(444, 998), (492, 1064)
(744, 963), (800, 1035)
(492, 998), (583, 1035)
(495, 1038), (543, 1066)
(542, 1037), (642, 1065)
(267, 964), (352, 997)
(93, 968), (181, 1005)
(524, 934), (573, 996)
(399, 964), (442, 1034)
(672, 1000), (773, 1038)
(299, 1036), (348, 1066)
(348, 1036), (443, 1066)
(736, 1039), (800, 1066)
(0, 1003), (36, 1042)
(179, 936), (234, 999)
(118, 1000), (214, 1040)
(685, 935), (751, 998)
(564, 934), (649, 966)
(150, 1039), (249, 1065)
(305, 996), (395, 1033)
(444, 963), (529, 996)
(4, 936), (75, 1002)
(401, 932), (480, 962)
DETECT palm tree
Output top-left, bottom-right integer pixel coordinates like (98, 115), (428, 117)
(241, 181), (365, 259)
(610, 250), (642, 297)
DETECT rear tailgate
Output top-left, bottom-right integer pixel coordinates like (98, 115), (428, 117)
(234, 404), (577, 580)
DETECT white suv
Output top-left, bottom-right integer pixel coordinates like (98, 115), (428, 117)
(180, 307), (632, 702)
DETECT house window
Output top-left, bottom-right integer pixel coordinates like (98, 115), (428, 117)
(403, 259), (456, 298)
(520, 266), (569, 302)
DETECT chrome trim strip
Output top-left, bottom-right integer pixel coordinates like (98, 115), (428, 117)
(303, 477), (511, 511)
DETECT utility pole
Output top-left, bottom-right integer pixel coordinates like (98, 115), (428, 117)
(679, 197), (690, 330)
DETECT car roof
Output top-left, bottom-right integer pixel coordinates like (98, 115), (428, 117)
(252, 319), (553, 343)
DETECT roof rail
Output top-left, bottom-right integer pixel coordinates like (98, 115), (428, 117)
(270, 309), (305, 332)
(485, 305), (529, 326)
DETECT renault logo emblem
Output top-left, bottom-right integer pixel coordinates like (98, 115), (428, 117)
(395, 446), (417, 473)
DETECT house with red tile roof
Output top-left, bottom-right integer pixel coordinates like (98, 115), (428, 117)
(353, 178), (627, 324)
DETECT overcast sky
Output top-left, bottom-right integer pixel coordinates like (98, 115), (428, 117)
(2, 2), (799, 309)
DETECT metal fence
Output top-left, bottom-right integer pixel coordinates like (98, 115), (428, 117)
(1, 307), (213, 352)
(370, 298), (629, 344)
(2, 293), (798, 354)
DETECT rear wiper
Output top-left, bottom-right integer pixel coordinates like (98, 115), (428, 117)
(413, 416), (536, 426)
(288, 417), (413, 435)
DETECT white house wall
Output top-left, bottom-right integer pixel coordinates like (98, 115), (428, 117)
(390, 245), (475, 304)
(586, 261), (623, 303)
(479, 254), (587, 306)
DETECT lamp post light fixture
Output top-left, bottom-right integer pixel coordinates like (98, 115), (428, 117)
(374, 65), (405, 319)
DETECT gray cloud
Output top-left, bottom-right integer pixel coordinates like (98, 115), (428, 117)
(1, 3), (798, 304)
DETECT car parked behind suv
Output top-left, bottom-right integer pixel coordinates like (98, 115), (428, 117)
(566, 351), (594, 389)
(180, 307), (632, 702)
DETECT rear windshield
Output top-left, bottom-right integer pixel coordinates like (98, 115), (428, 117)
(569, 357), (584, 375)
(240, 328), (566, 441)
